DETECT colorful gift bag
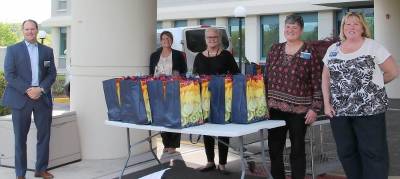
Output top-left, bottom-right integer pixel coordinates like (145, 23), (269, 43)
(225, 76), (233, 122)
(179, 78), (204, 127)
(208, 75), (231, 124)
(147, 79), (166, 127)
(140, 78), (152, 123)
(232, 74), (269, 124)
(148, 77), (204, 128)
(199, 76), (211, 122)
(102, 78), (123, 121)
(119, 78), (150, 124)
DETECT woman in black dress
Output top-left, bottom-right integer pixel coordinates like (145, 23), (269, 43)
(193, 27), (240, 174)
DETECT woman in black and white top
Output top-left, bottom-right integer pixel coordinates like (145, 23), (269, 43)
(322, 12), (398, 179)
(149, 31), (187, 153)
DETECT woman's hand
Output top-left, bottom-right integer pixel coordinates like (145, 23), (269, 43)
(324, 104), (336, 119)
(305, 109), (317, 124)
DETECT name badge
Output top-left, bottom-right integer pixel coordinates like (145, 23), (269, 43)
(300, 51), (311, 60)
(329, 51), (338, 57)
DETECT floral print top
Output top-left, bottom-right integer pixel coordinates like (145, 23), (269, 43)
(266, 42), (322, 114)
(322, 38), (391, 116)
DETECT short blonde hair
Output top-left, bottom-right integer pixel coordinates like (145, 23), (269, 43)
(339, 12), (371, 40)
(204, 27), (222, 46)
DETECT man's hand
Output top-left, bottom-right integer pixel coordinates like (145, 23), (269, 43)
(305, 109), (317, 124)
(26, 87), (42, 100)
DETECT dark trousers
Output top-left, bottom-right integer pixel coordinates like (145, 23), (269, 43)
(203, 135), (229, 165)
(12, 99), (52, 177)
(330, 113), (389, 179)
(268, 108), (307, 179)
(161, 132), (181, 148)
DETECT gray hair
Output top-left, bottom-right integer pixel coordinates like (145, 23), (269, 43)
(204, 27), (222, 46)
(285, 14), (304, 29)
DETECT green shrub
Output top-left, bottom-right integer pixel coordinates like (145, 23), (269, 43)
(0, 71), (11, 116)
(52, 75), (66, 97)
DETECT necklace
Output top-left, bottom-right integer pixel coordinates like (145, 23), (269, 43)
(207, 48), (219, 57)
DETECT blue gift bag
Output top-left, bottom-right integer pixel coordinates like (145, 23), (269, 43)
(102, 78), (122, 121)
(164, 80), (182, 128)
(147, 80), (166, 126)
(208, 75), (226, 124)
(231, 74), (248, 124)
(245, 62), (257, 75)
(119, 79), (150, 125)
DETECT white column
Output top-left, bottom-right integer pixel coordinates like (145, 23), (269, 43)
(51, 27), (60, 70)
(187, 19), (199, 26)
(279, 13), (290, 43)
(71, 0), (157, 159)
(163, 20), (174, 28)
(318, 11), (334, 39)
(375, 0), (400, 98)
(216, 17), (228, 27)
(245, 16), (260, 63)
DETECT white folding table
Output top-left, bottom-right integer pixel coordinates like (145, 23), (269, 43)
(105, 120), (285, 179)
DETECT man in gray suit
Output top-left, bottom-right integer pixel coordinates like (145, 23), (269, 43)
(2, 19), (57, 179)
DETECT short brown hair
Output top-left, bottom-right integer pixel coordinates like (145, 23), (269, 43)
(339, 12), (371, 40)
(160, 31), (173, 43)
(22, 19), (38, 30)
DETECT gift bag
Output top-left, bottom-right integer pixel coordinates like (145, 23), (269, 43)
(200, 76), (211, 122)
(102, 78), (123, 121)
(147, 79), (166, 127)
(179, 78), (204, 127)
(208, 75), (232, 124)
(232, 74), (269, 124)
(118, 78), (151, 124)
(148, 77), (204, 128)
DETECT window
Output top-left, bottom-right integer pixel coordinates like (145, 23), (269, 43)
(157, 21), (162, 29)
(334, 7), (374, 39)
(59, 27), (67, 69)
(57, 0), (67, 11)
(174, 20), (187, 27)
(199, 18), (216, 26)
(228, 17), (245, 59)
(260, 15), (279, 61)
(185, 29), (229, 53)
(334, 10), (345, 37)
(297, 12), (318, 41)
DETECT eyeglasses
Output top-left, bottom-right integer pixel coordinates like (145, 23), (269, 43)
(206, 36), (218, 39)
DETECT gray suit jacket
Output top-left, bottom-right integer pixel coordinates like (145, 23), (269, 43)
(2, 41), (57, 109)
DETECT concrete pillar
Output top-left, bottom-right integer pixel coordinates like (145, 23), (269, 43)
(279, 13), (290, 43)
(70, 0), (157, 159)
(318, 11), (334, 39)
(245, 16), (261, 63)
(187, 19), (199, 26)
(51, 27), (61, 70)
(216, 17), (228, 27)
(163, 20), (174, 28)
(375, 0), (400, 98)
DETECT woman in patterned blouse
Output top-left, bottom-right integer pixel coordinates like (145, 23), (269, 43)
(266, 14), (322, 179)
(322, 12), (398, 179)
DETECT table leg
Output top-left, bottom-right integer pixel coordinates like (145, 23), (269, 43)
(148, 131), (161, 164)
(260, 129), (273, 179)
(120, 128), (132, 179)
(310, 127), (315, 179)
(239, 136), (246, 179)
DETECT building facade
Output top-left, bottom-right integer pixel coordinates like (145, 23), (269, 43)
(42, 0), (400, 159)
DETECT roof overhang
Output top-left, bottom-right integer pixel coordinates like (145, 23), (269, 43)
(311, 0), (373, 8)
(41, 16), (72, 27)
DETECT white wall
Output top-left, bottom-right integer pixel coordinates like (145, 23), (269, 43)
(0, 47), (5, 71)
(318, 11), (334, 39)
(375, 0), (400, 98)
(245, 16), (261, 63)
